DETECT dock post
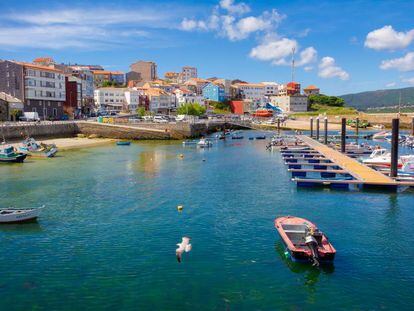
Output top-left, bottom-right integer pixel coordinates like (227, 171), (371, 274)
(390, 118), (399, 178)
(412, 117), (414, 136)
(310, 117), (314, 138)
(341, 118), (346, 153)
(316, 117), (320, 141)
(355, 117), (359, 136)
(324, 117), (328, 144)
(277, 118), (280, 132)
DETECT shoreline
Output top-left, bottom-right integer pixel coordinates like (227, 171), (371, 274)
(9, 137), (115, 150)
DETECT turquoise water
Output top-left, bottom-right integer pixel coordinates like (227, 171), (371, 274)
(1, 132), (414, 310)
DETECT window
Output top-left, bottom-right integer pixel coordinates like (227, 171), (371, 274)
(32, 107), (37, 112)
(53, 108), (58, 117)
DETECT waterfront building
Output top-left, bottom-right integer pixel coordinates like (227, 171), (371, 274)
(130, 61), (157, 81)
(212, 79), (232, 99)
(0, 92), (24, 121)
(94, 87), (142, 113)
(67, 66), (95, 115)
(92, 70), (125, 88)
(0, 60), (65, 119)
(174, 88), (205, 107)
(181, 66), (197, 83)
(270, 95), (308, 112)
(202, 82), (225, 102)
(65, 76), (82, 118)
(143, 87), (176, 113)
(304, 85), (320, 96)
(233, 83), (266, 106)
(184, 78), (210, 96)
(261, 82), (279, 96)
(286, 82), (301, 95)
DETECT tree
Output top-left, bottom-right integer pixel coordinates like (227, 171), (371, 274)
(177, 103), (206, 116)
(308, 94), (345, 109)
(136, 107), (146, 117)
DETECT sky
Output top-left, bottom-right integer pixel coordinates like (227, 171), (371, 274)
(1, 0), (414, 95)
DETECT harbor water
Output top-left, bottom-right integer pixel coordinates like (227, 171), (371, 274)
(1, 132), (414, 310)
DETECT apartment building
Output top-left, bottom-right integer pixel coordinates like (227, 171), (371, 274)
(304, 85), (320, 96)
(143, 88), (176, 113)
(130, 61), (157, 81)
(181, 66), (197, 83)
(270, 95), (308, 113)
(233, 83), (266, 105)
(174, 88), (205, 107)
(261, 82), (279, 96)
(0, 60), (65, 119)
(92, 70), (125, 87)
(94, 88), (140, 113)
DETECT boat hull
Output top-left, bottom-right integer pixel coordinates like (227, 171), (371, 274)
(0, 208), (42, 223)
(0, 153), (27, 163)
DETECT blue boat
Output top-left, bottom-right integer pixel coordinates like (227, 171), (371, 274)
(116, 141), (131, 146)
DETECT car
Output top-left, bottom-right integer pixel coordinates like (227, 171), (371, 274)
(153, 116), (168, 123)
(19, 112), (40, 122)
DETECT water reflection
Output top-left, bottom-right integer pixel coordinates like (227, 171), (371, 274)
(0, 221), (43, 233)
(135, 150), (172, 177)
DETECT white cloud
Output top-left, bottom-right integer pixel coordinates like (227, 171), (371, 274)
(402, 77), (414, 85)
(365, 25), (414, 51)
(318, 57), (349, 80)
(296, 47), (317, 66)
(385, 82), (397, 88)
(380, 52), (414, 72)
(219, 0), (250, 15)
(304, 66), (313, 72)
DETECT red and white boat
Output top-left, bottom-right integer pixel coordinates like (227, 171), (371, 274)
(362, 149), (414, 168)
(275, 216), (336, 266)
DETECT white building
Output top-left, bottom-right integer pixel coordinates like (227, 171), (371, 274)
(144, 88), (176, 113)
(181, 66), (197, 83)
(234, 83), (266, 105)
(94, 87), (140, 113)
(174, 88), (205, 107)
(270, 95), (308, 113)
(261, 82), (279, 96)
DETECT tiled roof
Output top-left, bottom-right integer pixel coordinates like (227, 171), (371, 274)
(304, 85), (319, 90)
(0, 92), (22, 103)
(16, 62), (63, 73)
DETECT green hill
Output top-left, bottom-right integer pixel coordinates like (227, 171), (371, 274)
(340, 87), (414, 111)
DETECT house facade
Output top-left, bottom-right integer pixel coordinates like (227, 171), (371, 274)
(202, 83), (225, 102)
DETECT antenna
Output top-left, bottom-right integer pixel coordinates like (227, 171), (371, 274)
(291, 47), (296, 82)
(398, 91), (402, 117)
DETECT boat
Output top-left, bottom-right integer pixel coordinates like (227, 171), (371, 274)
(0, 143), (27, 163)
(372, 131), (390, 140)
(274, 216), (336, 266)
(362, 148), (414, 168)
(255, 135), (266, 140)
(0, 206), (44, 223)
(231, 135), (244, 140)
(19, 137), (58, 157)
(197, 138), (213, 148)
(252, 108), (273, 118)
(372, 124), (385, 130)
(116, 141), (131, 146)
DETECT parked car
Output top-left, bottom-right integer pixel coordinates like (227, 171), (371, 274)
(19, 112), (40, 122)
(154, 116), (169, 123)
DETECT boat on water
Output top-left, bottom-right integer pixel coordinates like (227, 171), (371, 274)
(373, 131), (392, 140)
(0, 143), (27, 163)
(0, 206), (44, 223)
(252, 108), (273, 118)
(182, 140), (198, 146)
(362, 148), (414, 168)
(197, 138), (213, 148)
(255, 135), (266, 140)
(231, 135), (244, 140)
(116, 141), (131, 146)
(275, 216), (336, 266)
(19, 137), (58, 157)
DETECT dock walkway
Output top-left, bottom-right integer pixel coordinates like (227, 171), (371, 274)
(298, 135), (397, 186)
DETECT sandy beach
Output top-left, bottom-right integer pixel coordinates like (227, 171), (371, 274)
(10, 137), (114, 150)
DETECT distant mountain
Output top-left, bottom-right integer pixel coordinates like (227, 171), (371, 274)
(340, 87), (414, 111)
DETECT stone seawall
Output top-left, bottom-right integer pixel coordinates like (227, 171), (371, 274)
(1, 122), (79, 141)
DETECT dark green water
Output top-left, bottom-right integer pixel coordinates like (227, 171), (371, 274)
(1, 133), (413, 310)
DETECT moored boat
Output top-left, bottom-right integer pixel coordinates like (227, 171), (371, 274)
(197, 138), (213, 148)
(0, 143), (27, 163)
(275, 216), (336, 266)
(0, 206), (44, 223)
(116, 141), (131, 146)
(182, 140), (198, 146)
(19, 137), (58, 157)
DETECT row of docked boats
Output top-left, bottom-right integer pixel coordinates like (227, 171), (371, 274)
(0, 137), (58, 163)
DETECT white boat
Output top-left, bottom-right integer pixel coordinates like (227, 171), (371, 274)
(372, 131), (390, 140)
(182, 140), (198, 146)
(372, 124), (385, 130)
(362, 148), (392, 167)
(0, 206), (44, 223)
(19, 138), (58, 158)
(197, 138), (213, 148)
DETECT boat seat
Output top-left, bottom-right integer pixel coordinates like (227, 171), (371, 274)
(284, 230), (306, 233)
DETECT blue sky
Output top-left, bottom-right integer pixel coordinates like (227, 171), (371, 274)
(1, 0), (414, 95)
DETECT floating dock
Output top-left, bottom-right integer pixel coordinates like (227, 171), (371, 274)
(286, 135), (414, 190)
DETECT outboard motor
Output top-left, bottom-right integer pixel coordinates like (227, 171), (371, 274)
(305, 230), (320, 267)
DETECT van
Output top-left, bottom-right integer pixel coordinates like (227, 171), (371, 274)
(19, 112), (40, 122)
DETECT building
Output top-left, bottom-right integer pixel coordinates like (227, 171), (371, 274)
(212, 79), (231, 99)
(181, 66), (197, 83)
(202, 82), (225, 102)
(304, 85), (320, 96)
(94, 87), (127, 113)
(65, 76), (82, 118)
(0, 60), (65, 119)
(164, 72), (180, 83)
(130, 61), (157, 81)
(233, 83), (265, 105)
(270, 95), (308, 113)
(230, 100), (252, 115)
(92, 70), (125, 88)
(174, 88), (205, 107)
(143, 88), (176, 113)
(67, 66), (95, 115)
(126, 71), (142, 83)
(184, 78), (210, 96)
(0, 92), (24, 121)
(261, 82), (279, 96)
(286, 82), (301, 95)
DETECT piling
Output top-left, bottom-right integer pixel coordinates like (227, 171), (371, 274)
(355, 117), (359, 136)
(341, 118), (346, 153)
(277, 118), (280, 132)
(324, 117), (328, 144)
(316, 117), (320, 141)
(310, 117), (314, 138)
(390, 118), (399, 178)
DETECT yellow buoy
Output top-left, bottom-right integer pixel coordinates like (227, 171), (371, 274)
(177, 205), (184, 211)
(178, 154), (184, 159)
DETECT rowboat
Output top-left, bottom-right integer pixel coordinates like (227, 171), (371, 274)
(19, 137), (58, 157)
(0, 143), (27, 163)
(0, 206), (44, 223)
(116, 141), (131, 146)
(275, 216), (336, 266)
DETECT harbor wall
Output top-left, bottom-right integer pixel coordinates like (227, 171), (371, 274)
(1, 122), (79, 141)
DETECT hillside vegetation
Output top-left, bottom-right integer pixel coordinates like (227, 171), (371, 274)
(293, 94), (357, 116)
(340, 87), (414, 111)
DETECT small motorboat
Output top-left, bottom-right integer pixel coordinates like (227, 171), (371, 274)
(197, 138), (213, 148)
(231, 135), (244, 140)
(275, 216), (336, 266)
(248, 137), (254, 140)
(116, 141), (131, 146)
(19, 137), (58, 157)
(0, 206), (44, 223)
(255, 135), (266, 140)
(0, 143), (27, 163)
